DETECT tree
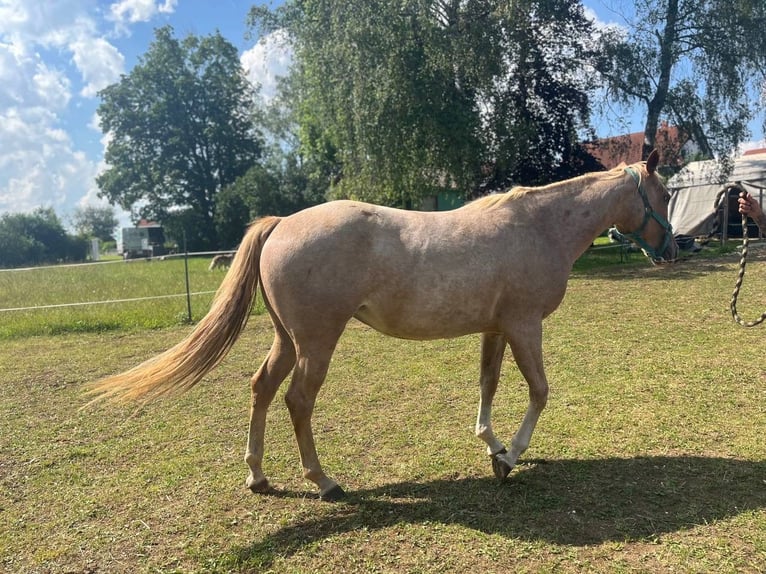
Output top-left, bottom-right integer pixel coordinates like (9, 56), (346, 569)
(248, 0), (600, 207)
(596, 0), (766, 161)
(72, 205), (119, 242)
(215, 154), (327, 248)
(0, 208), (87, 268)
(97, 26), (263, 250)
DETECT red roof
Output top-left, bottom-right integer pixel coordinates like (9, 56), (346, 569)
(743, 148), (766, 156)
(584, 124), (689, 169)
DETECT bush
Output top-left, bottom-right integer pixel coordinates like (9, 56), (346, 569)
(0, 208), (88, 268)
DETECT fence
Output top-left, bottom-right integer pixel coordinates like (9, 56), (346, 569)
(0, 251), (236, 338)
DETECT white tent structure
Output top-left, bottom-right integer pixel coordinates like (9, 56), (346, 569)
(668, 150), (766, 240)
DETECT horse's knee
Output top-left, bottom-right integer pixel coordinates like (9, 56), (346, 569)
(530, 382), (548, 409)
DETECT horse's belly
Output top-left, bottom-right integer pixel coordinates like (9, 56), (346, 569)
(353, 300), (490, 340)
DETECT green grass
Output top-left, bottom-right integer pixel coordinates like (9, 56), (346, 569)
(1, 247), (766, 572)
(0, 256), (265, 338)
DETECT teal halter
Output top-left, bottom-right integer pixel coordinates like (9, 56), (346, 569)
(611, 166), (675, 263)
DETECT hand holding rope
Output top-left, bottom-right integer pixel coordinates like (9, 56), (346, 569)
(730, 187), (766, 327)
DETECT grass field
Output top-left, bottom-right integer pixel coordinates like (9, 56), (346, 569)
(0, 256), (265, 339)
(1, 246), (765, 572)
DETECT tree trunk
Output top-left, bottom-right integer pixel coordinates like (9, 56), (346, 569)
(642, 0), (679, 161)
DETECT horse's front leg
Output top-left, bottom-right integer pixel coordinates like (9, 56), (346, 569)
(493, 320), (549, 478)
(475, 332), (510, 476)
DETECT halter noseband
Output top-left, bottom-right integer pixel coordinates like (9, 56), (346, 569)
(611, 166), (675, 263)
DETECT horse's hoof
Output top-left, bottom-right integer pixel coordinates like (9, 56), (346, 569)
(492, 449), (512, 481)
(247, 477), (270, 493)
(319, 484), (346, 502)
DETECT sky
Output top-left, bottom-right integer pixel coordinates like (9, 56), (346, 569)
(0, 0), (290, 227)
(0, 0), (763, 228)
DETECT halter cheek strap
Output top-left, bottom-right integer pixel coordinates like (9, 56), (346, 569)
(611, 166), (674, 263)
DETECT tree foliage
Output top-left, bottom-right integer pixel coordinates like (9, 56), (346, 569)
(249, 0), (601, 207)
(596, 0), (766, 161)
(215, 153), (327, 248)
(96, 26), (263, 250)
(0, 208), (87, 268)
(72, 205), (119, 242)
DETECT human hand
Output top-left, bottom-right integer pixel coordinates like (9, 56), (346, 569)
(738, 191), (760, 217)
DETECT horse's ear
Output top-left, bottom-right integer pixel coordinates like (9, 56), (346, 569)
(647, 149), (659, 174)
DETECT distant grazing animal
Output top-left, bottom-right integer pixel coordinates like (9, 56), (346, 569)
(209, 254), (234, 271)
(88, 150), (676, 501)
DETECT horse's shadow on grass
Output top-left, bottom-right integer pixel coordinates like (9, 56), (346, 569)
(237, 455), (765, 566)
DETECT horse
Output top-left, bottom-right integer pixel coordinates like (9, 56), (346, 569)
(208, 253), (234, 271)
(87, 150), (677, 501)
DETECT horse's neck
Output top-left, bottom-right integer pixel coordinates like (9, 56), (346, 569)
(533, 176), (632, 262)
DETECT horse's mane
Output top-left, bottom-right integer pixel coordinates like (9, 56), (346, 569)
(463, 164), (635, 210)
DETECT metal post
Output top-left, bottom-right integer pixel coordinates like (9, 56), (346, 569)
(721, 191), (729, 247)
(183, 231), (192, 323)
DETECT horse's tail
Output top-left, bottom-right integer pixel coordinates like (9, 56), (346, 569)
(86, 216), (282, 404)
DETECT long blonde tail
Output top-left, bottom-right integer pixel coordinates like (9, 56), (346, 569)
(86, 216), (282, 404)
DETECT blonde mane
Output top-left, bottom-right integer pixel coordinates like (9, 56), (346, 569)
(463, 164), (636, 210)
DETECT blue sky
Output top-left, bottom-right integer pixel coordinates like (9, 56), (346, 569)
(0, 0), (762, 227)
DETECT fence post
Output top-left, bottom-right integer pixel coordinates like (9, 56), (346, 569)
(183, 231), (192, 323)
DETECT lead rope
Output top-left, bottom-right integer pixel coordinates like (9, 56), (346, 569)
(730, 188), (766, 327)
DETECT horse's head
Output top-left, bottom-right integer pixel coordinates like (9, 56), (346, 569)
(613, 149), (678, 264)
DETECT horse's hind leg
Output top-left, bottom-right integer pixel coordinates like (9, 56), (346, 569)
(245, 326), (296, 493)
(284, 341), (344, 501)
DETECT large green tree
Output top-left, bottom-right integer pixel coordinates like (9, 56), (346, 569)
(249, 0), (601, 207)
(596, 0), (766, 161)
(71, 205), (119, 242)
(97, 26), (263, 250)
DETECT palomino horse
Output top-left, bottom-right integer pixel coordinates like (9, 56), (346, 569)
(89, 150), (676, 500)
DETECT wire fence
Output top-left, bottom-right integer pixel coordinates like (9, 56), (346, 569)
(0, 291), (218, 313)
(0, 250), (232, 318)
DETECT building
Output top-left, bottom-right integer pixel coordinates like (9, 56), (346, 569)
(584, 124), (700, 171)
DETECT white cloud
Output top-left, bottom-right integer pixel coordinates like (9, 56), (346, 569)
(583, 7), (604, 27)
(0, 0), (172, 221)
(0, 1), (121, 218)
(33, 62), (72, 108)
(69, 34), (125, 97)
(0, 2), (125, 100)
(241, 30), (293, 103)
(0, 107), (99, 214)
(158, 0), (177, 14)
(0, 0), (299, 226)
(108, 0), (177, 26)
